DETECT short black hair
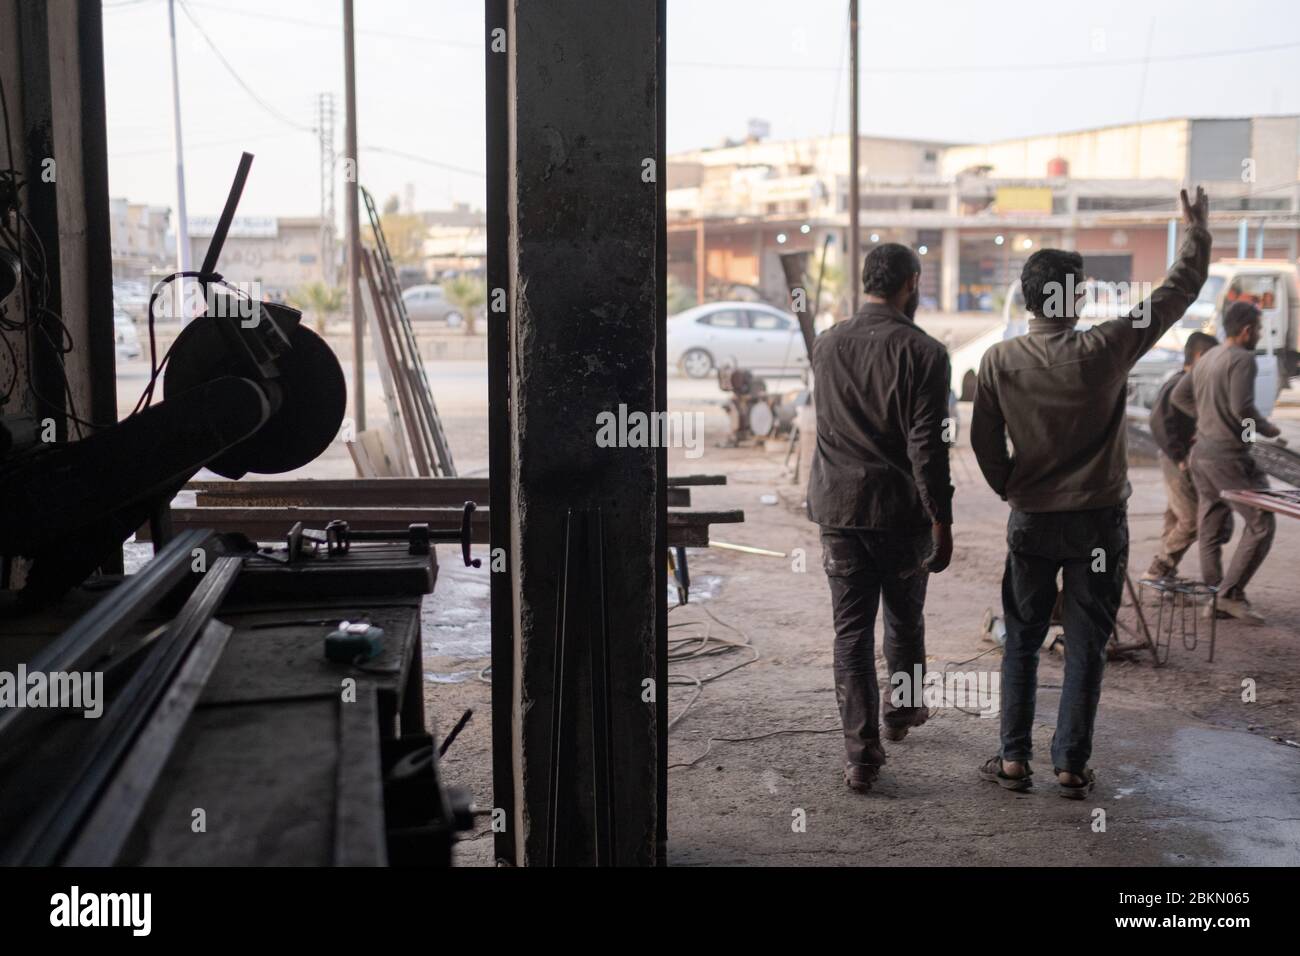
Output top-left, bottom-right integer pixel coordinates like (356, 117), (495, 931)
(1020, 249), (1084, 319)
(862, 243), (920, 298)
(1222, 300), (1261, 338)
(1183, 331), (1217, 365)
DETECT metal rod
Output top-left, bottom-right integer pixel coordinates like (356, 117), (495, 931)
(3, 555), (243, 865)
(0, 529), (213, 758)
(167, 0), (191, 275)
(200, 151), (254, 276)
(61, 619), (235, 866)
(343, 0), (365, 433)
(848, 0), (860, 317)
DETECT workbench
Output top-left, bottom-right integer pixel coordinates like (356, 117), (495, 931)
(0, 539), (457, 866)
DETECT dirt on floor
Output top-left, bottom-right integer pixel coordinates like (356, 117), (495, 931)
(425, 403), (1300, 867)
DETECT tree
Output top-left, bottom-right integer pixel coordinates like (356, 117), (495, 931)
(805, 258), (847, 325)
(667, 274), (696, 314)
(445, 274), (487, 335)
(289, 281), (346, 333)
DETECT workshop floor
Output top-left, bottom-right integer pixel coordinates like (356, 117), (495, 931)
(426, 390), (1300, 867)
(117, 354), (1298, 865)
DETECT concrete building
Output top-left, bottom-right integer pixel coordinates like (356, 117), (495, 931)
(183, 215), (328, 300)
(667, 116), (1300, 314)
(108, 197), (171, 280)
(420, 202), (486, 275)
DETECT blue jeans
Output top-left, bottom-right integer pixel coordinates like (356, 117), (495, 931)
(999, 506), (1128, 774)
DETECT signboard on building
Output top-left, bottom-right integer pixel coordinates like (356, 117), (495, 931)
(994, 186), (1053, 215)
(187, 216), (279, 239)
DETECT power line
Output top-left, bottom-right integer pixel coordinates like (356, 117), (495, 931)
(185, 0), (478, 50)
(673, 38), (1300, 76)
(175, 0), (315, 133)
(361, 145), (485, 179)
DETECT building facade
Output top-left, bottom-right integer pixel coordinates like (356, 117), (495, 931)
(667, 116), (1300, 314)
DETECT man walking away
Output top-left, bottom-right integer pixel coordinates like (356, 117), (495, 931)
(807, 243), (954, 795)
(1143, 331), (1219, 581)
(1170, 301), (1284, 624)
(971, 187), (1210, 798)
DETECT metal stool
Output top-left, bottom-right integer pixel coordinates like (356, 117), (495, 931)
(1138, 578), (1218, 664)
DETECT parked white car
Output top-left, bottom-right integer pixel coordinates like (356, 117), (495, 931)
(114, 305), (142, 360)
(667, 301), (806, 378)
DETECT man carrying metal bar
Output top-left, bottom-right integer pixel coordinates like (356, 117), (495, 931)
(971, 187), (1210, 799)
(1170, 301), (1284, 625)
(808, 243), (954, 795)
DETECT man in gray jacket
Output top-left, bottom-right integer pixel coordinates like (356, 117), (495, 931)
(1170, 300), (1283, 624)
(971, 187), (1210, 797)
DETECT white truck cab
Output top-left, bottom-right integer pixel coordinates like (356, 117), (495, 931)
(951, 264), (1298, 416)
(1177, 260), (1298, 416)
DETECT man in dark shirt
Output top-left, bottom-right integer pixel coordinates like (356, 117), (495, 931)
(1143, 331), (1219, 581)
(807, 243), (954, 794)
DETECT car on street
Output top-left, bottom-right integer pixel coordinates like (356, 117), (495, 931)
(667, 301), (807, 377)
(114, 305), (142, 360)
(401, 284), (464, 327)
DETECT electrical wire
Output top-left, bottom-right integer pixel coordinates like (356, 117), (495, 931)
(175, 0), (316, 134)
(673, 38), (1300, 76)
(0, 74), (102, 435)
(664, 601), (848, 771)
(665, 601), (758, 731)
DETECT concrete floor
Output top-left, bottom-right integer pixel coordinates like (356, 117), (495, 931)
(425, 382), (1300, 867)
(115, 337), (1300, 866)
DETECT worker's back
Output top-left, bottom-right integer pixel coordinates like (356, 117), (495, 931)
(974, 320), (1133, 512)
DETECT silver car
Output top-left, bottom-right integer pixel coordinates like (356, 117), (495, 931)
(114, 305), (142, 360)
(667, 301), (807, 378)
(401, 284), (463, 327)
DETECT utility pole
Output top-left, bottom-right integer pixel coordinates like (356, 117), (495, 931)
(343, 0), (365, 432)
(167, 0), (191, 276)
(848, 0), (860, 317)
(317, 92), (338, 287)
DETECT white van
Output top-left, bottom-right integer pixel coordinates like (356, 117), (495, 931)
(1177, 260), (1298, 414)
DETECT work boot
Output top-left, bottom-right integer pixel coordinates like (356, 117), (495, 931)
(843, 762), (880, 794)
(843, 740), (886, 793)
(1141, 557), (1174, 582)
(1217, 595), (1264, 626)
(883, 705), (930, 742)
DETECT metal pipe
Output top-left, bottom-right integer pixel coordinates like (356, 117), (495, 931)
(848, 0), (860, 317)
(167, 0), (191, 275)
(343, 0), (365, 433)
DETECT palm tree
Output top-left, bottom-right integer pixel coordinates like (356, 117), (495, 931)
(289, 281), (346, 334)
(445, 274), (487, 335)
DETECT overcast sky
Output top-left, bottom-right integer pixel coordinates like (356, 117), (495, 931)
(102, 0), (1300, 219)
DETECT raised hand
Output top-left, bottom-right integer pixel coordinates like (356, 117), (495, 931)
(1180, 185), (1208, 229)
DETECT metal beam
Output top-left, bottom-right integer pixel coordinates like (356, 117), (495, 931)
(484, 0), (516, 868)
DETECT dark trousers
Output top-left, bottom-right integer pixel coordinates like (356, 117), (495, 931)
(821, 527), (930, 767)
(1000, 506), (1128, 775)
(1188, 448), (1276, 599)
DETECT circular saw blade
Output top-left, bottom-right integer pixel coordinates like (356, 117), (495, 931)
(164, 319), (346, 477)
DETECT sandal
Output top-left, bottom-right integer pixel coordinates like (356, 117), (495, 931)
(979, 755), (1032, 792)
(1054, 767), (1096, 800)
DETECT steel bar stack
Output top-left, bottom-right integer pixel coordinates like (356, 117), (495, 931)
(357, 185), (457, 478)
